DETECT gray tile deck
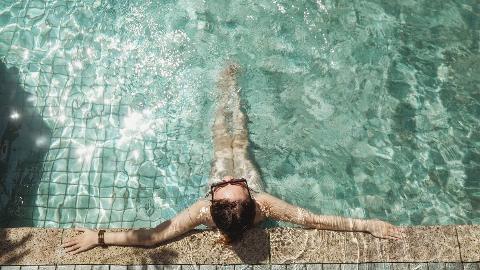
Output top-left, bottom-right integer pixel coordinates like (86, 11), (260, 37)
(463, 264), (480, 270)
(234, 266), (252, 270)
(75, 266), (92, 270)
(341, 264), (359, 270)
(92, 266), (110, 270)
(323, 265), (341, 270)
(1, 267), (21, 270)
(409, 264), (428, 270)
(37, 267), (55, 270)
(427, 263), (445, 270)
(2, 265), (480, 270)
(253, 265), (271, 270)
(306, 265), (323, 270)
(19, 267), (38, 270)
(182, 266), (200, 270)
(287, 265), (307, 270)
(110, 266), (128, 270)
(57, 267), (75, 270)
(444, 264), (462, 270)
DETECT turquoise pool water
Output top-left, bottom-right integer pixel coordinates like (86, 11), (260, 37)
(0, 0), (478, 228)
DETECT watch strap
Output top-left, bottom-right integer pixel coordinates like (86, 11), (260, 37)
(98, 230), (106, 246)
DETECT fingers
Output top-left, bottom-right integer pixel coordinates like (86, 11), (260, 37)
(61, 240), (77, 248)
(386, 235), (401, 240)
(72, 246), (88, 255)
(61, 228), (93, 255)
(64, 244), (81, 253)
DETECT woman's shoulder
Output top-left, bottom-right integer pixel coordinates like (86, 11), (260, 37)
(194, 198), (216, 228)
(252, 192), (270, 204)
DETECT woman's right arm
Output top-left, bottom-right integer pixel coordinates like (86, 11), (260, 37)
(62, 199), (211, 254)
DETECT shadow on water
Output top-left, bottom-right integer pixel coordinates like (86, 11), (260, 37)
(0, 60), (51, 227)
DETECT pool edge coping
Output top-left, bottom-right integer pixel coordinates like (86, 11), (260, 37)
(1, 225), (479, 265)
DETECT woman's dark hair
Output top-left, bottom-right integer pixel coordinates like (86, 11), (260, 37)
(210, 198), (256, 243)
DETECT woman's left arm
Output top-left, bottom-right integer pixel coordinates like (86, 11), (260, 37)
(256, 193), (403, 240)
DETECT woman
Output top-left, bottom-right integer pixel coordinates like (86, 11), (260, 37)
(62, 64), (403, 255)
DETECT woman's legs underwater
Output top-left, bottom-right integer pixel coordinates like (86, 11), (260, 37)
(209, 63), (264, 191)
(209, 102), (234, 185)
(230, 83), (264, 192)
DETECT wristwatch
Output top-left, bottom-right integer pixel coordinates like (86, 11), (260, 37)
(98, 230), (106, 246)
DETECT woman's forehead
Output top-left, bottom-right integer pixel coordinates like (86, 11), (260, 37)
(214, 185), (249, 201)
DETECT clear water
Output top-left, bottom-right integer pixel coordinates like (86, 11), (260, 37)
(0, 0), (478, 228)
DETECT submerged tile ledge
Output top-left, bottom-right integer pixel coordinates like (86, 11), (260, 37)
(0, 225), (478, 265)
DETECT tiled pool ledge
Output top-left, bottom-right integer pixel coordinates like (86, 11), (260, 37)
(1, 226), (479, 265)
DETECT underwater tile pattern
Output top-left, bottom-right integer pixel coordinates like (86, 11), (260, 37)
(0, 0), (480, 229)
(0, 0), (212, 228)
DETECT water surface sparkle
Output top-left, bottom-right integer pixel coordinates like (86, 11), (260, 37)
(0, 0), (478, 227)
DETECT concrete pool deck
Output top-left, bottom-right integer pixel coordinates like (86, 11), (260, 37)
(1, 226), (479, 266)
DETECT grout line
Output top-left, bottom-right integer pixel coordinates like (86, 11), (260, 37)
(267, 229), (271, 265)
(453, 227), (462, 263)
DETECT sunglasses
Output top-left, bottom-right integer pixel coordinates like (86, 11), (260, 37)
(210, 178), (251, 201)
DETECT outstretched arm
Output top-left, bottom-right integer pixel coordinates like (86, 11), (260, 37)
(257, 193), (403, 240)
(62, 199), (211, 254)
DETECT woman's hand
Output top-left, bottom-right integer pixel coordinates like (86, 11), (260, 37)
(62, 228), (99, 255)
(366, 219), (404, 240)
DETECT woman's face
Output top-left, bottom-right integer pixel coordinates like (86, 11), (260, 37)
(212, 176), (250, 202)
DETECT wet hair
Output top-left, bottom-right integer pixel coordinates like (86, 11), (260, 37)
(210, 198), (256, 244)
